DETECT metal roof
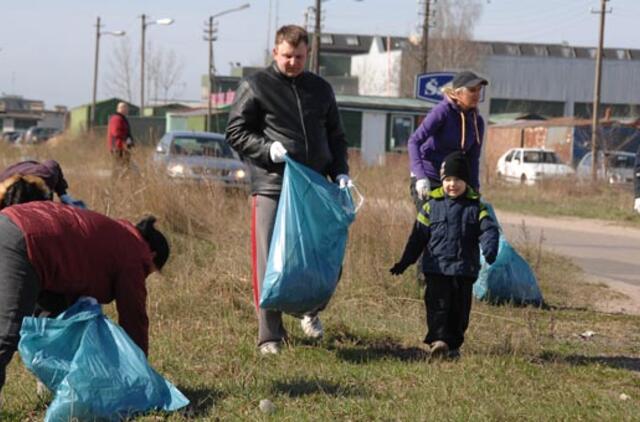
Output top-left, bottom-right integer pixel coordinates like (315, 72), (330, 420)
(337, 94), (432, 113)
(318, 33), (640, 61)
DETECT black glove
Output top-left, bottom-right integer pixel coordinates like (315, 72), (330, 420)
(389, 262), (408, 276)
(484, 253), (497, 266)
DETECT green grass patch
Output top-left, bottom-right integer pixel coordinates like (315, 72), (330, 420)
(1, 143), (639, 420)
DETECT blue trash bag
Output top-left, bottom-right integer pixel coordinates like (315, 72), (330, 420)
(260, 156), (357, 314)
(18, 298), (189, 422)
(473, 202), (544, 306)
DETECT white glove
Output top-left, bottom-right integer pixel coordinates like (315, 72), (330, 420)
(336, 174), (352, 188)
(634, 197), (640, 214)
(269, 141), (287, 163)
(415, 178), (430, 200)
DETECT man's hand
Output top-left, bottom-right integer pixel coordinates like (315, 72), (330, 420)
(415, 178), (430, 200)
(634, 197), (640, 214)
(336, 174), (352, 189)
(389, 262), (407, 276)
(269, 141), (287, 163)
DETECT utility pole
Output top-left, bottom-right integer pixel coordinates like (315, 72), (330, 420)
(420, 0), (431, 73)
(590, 0), (610, 182)
(140, 14), (146, 116)
(204, 17), (218, 132)
(91, 17), (102, 130)
(311, 0), (322, 74)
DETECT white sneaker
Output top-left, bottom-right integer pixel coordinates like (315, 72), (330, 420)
(259, 341), (281, 356)
(301, 315), (323, 339)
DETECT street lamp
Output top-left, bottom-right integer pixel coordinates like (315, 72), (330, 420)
(204, 3), (250, 132)
(140, 14), (174, 115)
(91, 17), (125, 129)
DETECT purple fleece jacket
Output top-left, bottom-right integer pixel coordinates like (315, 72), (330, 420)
(408, 98), (485, 190)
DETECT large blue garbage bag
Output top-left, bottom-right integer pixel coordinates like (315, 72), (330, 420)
(18, 298), (189, 422)
(473, 202), (544, 306)
(260, 156), (357, 314)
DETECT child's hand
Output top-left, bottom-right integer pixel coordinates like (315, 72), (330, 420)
(389, 262), (407, 276)
(484, 252), (497, 265)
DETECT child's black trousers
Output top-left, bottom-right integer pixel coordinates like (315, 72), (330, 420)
(424, 274), (475, 350)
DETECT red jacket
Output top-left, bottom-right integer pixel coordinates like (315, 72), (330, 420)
(107, 112), (132, 152)
(1, 202), (154, 354)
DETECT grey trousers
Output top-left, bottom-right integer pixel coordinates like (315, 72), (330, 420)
(251, 195), (288, 346)
(0, 215), (40, 394)
(251, 194), (327, 346)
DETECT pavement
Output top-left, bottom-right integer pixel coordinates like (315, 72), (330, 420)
(497, 210), (640, 314)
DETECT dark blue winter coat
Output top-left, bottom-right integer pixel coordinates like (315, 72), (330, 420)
(396, 187), (499, 278)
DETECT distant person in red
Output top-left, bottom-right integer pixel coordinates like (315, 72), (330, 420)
(107, 102), (135, 167)
(0, 159), (85, 209)
(0, 202), (170, 396)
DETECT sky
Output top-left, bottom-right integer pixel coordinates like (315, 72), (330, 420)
(1, 0), (639, 109)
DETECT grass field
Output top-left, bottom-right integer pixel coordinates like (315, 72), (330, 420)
(1, 138), (639, 421)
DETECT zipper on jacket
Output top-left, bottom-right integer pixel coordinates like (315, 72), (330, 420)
(291, 80), (310, 162)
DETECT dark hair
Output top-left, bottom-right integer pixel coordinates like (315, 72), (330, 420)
(275, 25), (308, 47)
(135, 216), (170, 270)
(0, 175), (52, 210)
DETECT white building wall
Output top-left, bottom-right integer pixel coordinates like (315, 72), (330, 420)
(351, 38), (404, 97)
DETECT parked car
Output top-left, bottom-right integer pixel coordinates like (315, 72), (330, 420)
(496, 148), (574, 185)
(153, 131), (248, 187)
(22, 126), (60, 144)
(1, 130), (26, 144)
(576, 150), (635, 184)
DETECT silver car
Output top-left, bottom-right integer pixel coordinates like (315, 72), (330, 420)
(153, 131), (248, 187)
(576, 150), (635, 184)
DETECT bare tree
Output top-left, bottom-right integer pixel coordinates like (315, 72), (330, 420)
(105, 37), (137, 103)
(106, 39), (184, 106)
(400, 0), (483, 97)
(148, 47), (184, 104)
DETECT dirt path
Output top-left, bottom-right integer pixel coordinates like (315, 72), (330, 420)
(496, 210), (640, 315)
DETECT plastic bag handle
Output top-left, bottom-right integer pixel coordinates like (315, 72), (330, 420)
(347, 182), (365, 214)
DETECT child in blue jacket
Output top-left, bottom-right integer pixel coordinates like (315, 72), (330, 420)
(390, 151), (499, 358)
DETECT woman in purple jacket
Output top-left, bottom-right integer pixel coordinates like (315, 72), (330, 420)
(408, 71), (488, 209)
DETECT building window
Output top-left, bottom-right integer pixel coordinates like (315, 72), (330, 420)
(534, 46), (548, 56)
(561, 47), (575, 58)
(389, 115), (414, 150)
(320, 34), (333, 45)
(345, 36), (359, 46)
(506, 44), (520, 55)
(616, 49), (628, 60)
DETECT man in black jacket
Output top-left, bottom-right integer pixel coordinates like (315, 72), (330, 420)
(226, 25), (350, 355)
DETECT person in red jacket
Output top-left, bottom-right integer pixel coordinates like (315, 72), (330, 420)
(0, 201), (170, 396)
(107, 102), (135, 167)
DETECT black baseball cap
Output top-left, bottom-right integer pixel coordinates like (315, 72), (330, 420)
(452, 71), (488, 89)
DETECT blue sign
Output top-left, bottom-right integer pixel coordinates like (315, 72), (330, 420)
(415, 72), (455, 103)
(415, 72), (486, 104)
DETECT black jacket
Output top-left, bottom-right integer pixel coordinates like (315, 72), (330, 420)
(225, 63), (349, 195)
(396, 187), (499, 278)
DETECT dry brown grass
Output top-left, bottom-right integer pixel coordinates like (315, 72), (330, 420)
(1, 137), (639, 420)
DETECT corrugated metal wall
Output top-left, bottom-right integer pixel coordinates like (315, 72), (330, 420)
(482, 55), (640, 110)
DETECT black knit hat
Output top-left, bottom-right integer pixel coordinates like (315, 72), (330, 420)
(136, 216), (170, 270)
(440, 151), (471, 184)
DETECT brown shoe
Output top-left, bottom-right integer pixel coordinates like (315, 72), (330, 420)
(430, 340), (449, 358)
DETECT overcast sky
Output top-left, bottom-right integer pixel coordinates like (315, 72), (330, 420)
(1, 0), (638, 108)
